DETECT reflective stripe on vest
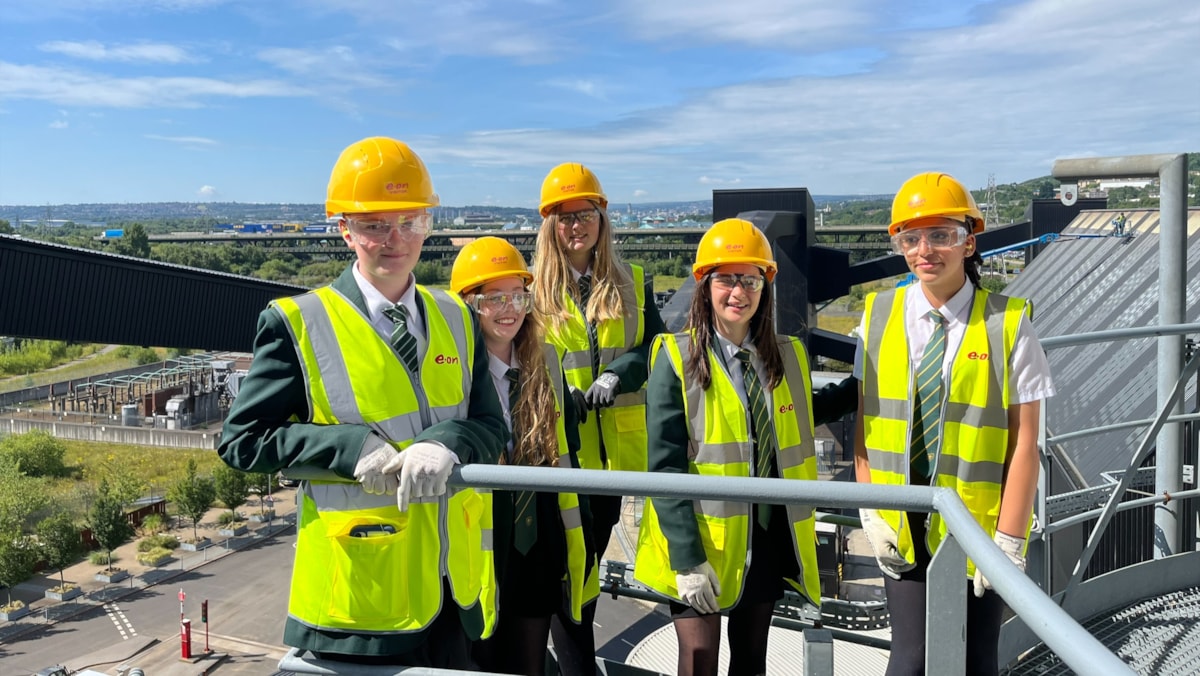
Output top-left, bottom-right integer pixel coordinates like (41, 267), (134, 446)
(633, 332), (822, 608)
(272, 284), (495, 635)
(547, 264), (648, 472)
(861, 287), (1027, 576)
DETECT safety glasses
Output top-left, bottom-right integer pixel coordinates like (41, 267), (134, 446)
(556, 208), (600, 227)
(710, 273), (766, 293)
(890, 226), (968, 255)
(344, 211), (433, 243)
(470, 291), (532, 314)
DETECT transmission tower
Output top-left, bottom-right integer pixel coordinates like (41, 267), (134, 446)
(984, 174), (999, 229)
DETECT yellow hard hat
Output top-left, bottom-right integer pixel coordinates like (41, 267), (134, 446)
(326, 137), (439, 217)
(692, 218), (777, 282)
(539, 163), (607, 217)
(450, 237), (533, 295)
(889, 172), (983, 235)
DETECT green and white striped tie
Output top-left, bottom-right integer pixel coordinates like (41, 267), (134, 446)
(736, 349), (776, 530)
(383, 304), (419, 375)
(910, 310), (946, 483)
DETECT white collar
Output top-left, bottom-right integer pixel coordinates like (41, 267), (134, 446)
(353, 265), (418, 323)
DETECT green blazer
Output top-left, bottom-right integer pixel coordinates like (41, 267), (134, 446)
(218, 265), (508, 657)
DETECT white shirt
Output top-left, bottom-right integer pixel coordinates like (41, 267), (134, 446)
(352, 265), (428, 359)
(853, 281), (1055, 405)
(487, 352), (519, 446)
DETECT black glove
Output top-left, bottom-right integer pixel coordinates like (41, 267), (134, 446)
(585, 372), (620, 409)
(568, 386), (589, 424)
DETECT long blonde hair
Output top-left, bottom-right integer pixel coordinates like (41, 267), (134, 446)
(532, 203), (634, 329)
(466, 285), (561, 467)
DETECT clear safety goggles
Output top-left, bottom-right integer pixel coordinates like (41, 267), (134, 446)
(344, 211), (433, 243)
(890, 226), (969, 255)
(710, 272), (766, 293)
(470, 291), (532, 314)
(556, 208), (600, 227)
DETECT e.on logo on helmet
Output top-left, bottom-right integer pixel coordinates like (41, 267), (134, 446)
(491, 255), (509, 265)
(385, 182), (409, 195)
(560, 183), (577, 193)
(725, 243), (745, 253)
(908, 195), (926, 209)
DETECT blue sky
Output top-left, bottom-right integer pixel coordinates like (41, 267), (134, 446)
(1, 0), (1197, 209)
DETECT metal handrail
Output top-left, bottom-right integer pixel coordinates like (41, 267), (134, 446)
(453, 464), (1135, 675)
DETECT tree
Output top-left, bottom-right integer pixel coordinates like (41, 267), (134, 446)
(168, 459), (216, 541)
(0, 429), (68, 477)
(0, 456), (50, 534)
(250, 472), (275, 515)
(0, 530), (38, 607)
(120, 223), (152, 258)
(37, 512), (82, 588)
(212, 465), (252, 519)
(0, 219), (13, 234)
(87, 481), (133, 570)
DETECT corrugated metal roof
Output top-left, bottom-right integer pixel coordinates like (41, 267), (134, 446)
(1004, 208), (1200, 487)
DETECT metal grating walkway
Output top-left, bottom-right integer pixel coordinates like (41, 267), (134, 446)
(1005, 586), (1200, 675)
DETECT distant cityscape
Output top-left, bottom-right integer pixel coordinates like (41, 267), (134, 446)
(0, 195), (887, 230)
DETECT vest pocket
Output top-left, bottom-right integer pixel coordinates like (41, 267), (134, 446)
(325, 518), (425, 625)
(445, 490), (486, 606)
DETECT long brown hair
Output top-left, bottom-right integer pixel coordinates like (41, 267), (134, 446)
(683, 273), (784, 391)
(467, 285), (561, 467)
(532, 203), (634, 328)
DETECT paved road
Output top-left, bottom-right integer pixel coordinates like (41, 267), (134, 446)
(1, 519), (667, 675)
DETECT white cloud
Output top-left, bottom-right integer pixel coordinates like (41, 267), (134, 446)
(698, 176), (742, 185)
(613, 0), (877, 49)
(146, 134), (218, 146)
(546, 78), (605, 99)
(39, 40), (196, 64)
(633, 189), (648, 197)
(197, 185), (217, 197)
(48, 119), (69, 129)
(0, 62), (308, 108)
(421, 0), (1200, 197)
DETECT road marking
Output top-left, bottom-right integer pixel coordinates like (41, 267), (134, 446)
(103, 602), (137, 639)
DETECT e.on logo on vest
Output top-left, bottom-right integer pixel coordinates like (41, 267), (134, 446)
(965, 351), (989, 361)
(434, 354), (460, 365)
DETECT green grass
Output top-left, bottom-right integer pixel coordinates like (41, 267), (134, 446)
(652, 275), (688, 292)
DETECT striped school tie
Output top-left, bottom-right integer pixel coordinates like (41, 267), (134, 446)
(578, 275), (600, 378)
(909, 310), (946, 483)
(506, 367), (537, 554)
(736, 349), (776, 530)
(383, 303), (419, 374)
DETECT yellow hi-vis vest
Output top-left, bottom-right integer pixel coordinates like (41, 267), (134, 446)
(546, 263), (647, 472)
(272, 285), (497, 637)
(633, 332), (822, 608)
(861, 286), (1029, 577)
(533, 343), (602, 621)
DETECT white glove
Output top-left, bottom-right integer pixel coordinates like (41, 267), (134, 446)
(675, 561), (722, 614)
(353, 435), (401, 495)
(973, 531), (1026, 598)
(859, 509), (915, 580)
(397, 442), (456, 511)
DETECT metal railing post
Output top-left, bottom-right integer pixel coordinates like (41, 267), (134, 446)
(924, 534), (967, 674)
(1052, 152), (1190, 558)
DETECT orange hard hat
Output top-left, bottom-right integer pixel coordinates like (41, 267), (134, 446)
(450, 237), (532, 295)
(889, 172), (983, 235)
(539, 163), (607, 217)
(692, 218), (777, 282)
(326, 137), (439, 217)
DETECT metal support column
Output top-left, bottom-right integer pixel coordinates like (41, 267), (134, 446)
(1053, 152), (1189, 557)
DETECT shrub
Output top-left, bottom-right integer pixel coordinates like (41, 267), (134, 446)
(136, 534), (178, 552)
(139, 513), (166, 535)
(88, 551), (113, 566)
(0, 430), (68, 477)
(217, 511), (244, 526)
(136, 546), (173, 566)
